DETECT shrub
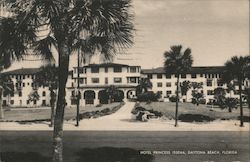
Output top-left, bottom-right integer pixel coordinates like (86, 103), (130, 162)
(199, 99), (206, 104)
(169, 95), (178, 102)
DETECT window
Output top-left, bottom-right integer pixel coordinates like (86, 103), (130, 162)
(23, 75), (25, 79)
(114, 67), (122, 73)
(18, 91), (22, 97)
(79, 78), (84, 84)
(157, 74), (162, 79)
(105, 67), (108, 73)
(166, 82), (171, 87)
(234, 90), (240, 95)
(42, 91), (46, 96)
(91, 67), (99, 73)
(34, 100), (37, 105)
(71, 82), (74, 87)
(10, 100), (14, 105)
(207, 80), (212, 87)
(114, 77), (122, 83)
(23, 83), (25, 87)
(105, 78), (108, 84)
(27, 75), (30, 78)
(181, 74), (186, 78)
(191, 74), (196, 78)
(165, 74), (171, 79)
(217, 81), (223, 86)
(78, 68), (84, 74)
(27, 100), (30, 105)
(129, 77), (136, 83)
(91, 78), (99, 83)
(157, 82), (162, 87)
(200, 74), (203, 77)
(147, 74), (152, 79)
(42, 100), (46, 106)
(166, 91), (172, 96)
(207, 90), (214, 95)
(130, 67), (137, 73)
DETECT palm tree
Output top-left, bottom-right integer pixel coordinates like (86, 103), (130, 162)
(164, 45), (193, 127)
(136, 78), (152, 95)
(0, 75), (14, 119)
(33, 65), (58, 127)
(223, 55), (249, 127)
(2, 1), (134, 161)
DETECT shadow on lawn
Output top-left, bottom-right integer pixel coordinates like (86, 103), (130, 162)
(1, 152), (51, 162)
(178, 114), (215, 122)
(74, 147), (154, 162)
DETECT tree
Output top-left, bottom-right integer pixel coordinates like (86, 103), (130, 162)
(191, 82), (204, 106)
(136, 78), (152, 95)
(0, 75), (14, 119)
(242, 87), (250, 108)
(180, 80), (191, 101)
(105, 85), (119, 103)
(28, 91), (40, 106)
(33, 65), (58, 127)
(164, 45), (193, 127)
(226, 82), (235, 98)
(2, 0), (134, 161)
(214, 87), (226, 108)
(222, 55), (250, 127)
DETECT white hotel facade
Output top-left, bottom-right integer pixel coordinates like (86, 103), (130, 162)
(1, 63), (249, 108)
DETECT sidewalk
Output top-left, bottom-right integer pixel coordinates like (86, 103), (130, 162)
(0, 102), (249, 131)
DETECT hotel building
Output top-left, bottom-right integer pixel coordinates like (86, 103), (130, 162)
(0, 64), (249, 107)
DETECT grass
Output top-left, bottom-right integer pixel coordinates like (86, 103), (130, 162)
(1, 102), (122, 122)
(137, 102), (250, 122)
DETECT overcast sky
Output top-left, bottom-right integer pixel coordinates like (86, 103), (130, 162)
(6, 0), (250, 70)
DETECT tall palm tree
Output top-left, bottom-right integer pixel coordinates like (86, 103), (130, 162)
(2, 0), (134, 161)
(223, 55), (249, 127)
(164, 45), (193, 127)
(0, 75), (14, 119)
(33, 65), (58, 127)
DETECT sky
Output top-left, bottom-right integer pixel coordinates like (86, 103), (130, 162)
(4, 0), (250, 71)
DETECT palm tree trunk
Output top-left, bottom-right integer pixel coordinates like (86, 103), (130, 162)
(239, 82), (244, 127)
(175, 75), (179, 127)
(52, 41), (70, 162)
(50, 88), (55, 127)
(0, 86), (3, 119)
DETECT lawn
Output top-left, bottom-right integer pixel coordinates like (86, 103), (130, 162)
(1, 102), (122, 122)
(137, 102), (250, 122)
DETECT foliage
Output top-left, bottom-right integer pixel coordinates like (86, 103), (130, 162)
(213, 87), (226, 108)
(191, 82), (204, 106)
(222, 55), (249, 126)
(0, 75), (14, 96)
(136, 78), (152, 95)
(169, 95), (178, 102)
(28, 91), (40, 103)
(137, 91), (160, 102)
(180, 80), (191, 96)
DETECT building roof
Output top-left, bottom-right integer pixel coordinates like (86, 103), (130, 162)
(141, 66), (226, 74)
(1, 68), (42, 75)
(83, 63), (130, 68)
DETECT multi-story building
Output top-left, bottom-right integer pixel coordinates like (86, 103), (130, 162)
(66, 63), (141, 106)
(1, 64), (248, 107)
(141, 66), (249, 103)
(1, 68), (50, 107)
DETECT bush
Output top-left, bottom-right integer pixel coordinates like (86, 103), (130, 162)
(169, 95), (178, 102)
(199, 99), (206, 104)
(137, 91), (160, 102)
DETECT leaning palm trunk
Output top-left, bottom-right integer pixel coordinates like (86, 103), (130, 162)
(239, 81), (244, 127)
(53, 42), (70, 162)
(0, 86), (3, 119)
(175, 75), (180, 127)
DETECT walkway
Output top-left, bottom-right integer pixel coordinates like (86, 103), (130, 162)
(0, 101), (250, 131)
